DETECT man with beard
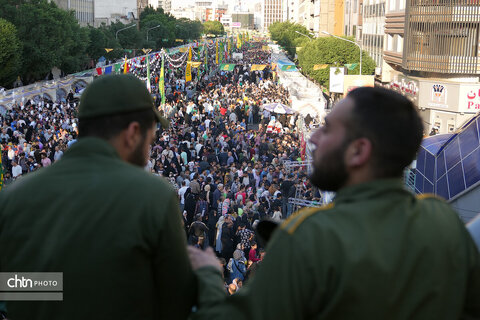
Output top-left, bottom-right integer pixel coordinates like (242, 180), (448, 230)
(187, 87), (480, 319)
(0, 75), (196, 320)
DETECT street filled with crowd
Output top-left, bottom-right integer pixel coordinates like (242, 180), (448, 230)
(0, 41), (322, 294)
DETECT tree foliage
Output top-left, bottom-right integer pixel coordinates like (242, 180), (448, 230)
(298, 36), (376, 88)
(175, 18), (203, 41)
(269, 21), (376, 89)
(0, 1), (204, 87)
(203, 20), (224, 36)
(13, 1), (89, 83)
(269, 21), (310, 57)
(0, 18), (21, 87)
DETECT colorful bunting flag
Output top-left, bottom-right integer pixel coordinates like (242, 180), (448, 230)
(160, 53), (165, 105)
(114, 63), (121, 73)
(105, 48), (114, 53)
(104, 66), (113, 74)
(146, 54), (151, 92)
(96, 67), (103, 75)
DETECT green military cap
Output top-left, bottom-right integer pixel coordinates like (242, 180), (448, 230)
(78, 74), (169, 128)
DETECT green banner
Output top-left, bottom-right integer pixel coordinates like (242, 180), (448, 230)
(219, 64), (236, 71)
(280, 65), (297, 71)
(345, 63), (359, 70)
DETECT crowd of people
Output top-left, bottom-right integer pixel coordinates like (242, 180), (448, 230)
(0, 41), (321, 293)
(1, 38), (479, 320)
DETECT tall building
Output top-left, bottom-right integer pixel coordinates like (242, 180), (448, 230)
(383, 0), (480, 134)
(157, 0), (172, 13)
(297, 0), (343, 37)
(170, 6), (197, 20)
(383, 0), (405, 80)
(262, 0), (288, 31)
(404, 0), (480, 75)
(148, 0), (158, 9)
(344, 0), (360, 37)
(361, 0), (386, 69)
(94, 0), (138, 26)
(50, 0), (94, 26)
(287, 0), (299, 23)
(137, 0), (149, 16)
(206, 3), (228, 21)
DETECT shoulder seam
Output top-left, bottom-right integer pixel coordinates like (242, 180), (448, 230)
(416, 193), (445, 201)
(282, 203), (335, 235)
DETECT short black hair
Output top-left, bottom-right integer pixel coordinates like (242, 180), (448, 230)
(78, 108), (156, 140)
(346, 87), (423, 178)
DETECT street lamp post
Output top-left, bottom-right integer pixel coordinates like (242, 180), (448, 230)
(147, 25), (162, 42)
(115, 23), (136, 41)
(295, 30), (313, 41)
(322, 31), (362, 75)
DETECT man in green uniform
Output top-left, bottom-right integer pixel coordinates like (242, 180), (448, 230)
(188, 87), (480, 319)
(0, 74), (195, 319)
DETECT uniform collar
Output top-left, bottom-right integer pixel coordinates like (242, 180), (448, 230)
(62, 137), (121, 160)
(334, 178), (410, 204)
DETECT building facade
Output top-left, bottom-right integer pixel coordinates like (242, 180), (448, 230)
(206, 4), (228, 21)
(344, 0), (360, 37)
(384, 0), (480, 134)
(403, 0), (480, 75)
(157, 0), (171, 12)
(296, 0), (343, 37)
(170, 6), (197, 20)
(93, 0), (138, 26)
(287, 0), (299, 23)
(262, 0), (288, 31)
(51, 0), (94, 26)
(361, 0), (386, 69)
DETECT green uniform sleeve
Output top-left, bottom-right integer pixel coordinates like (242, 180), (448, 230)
(154, 192), (197, 319)
(465, 230), (480, 317)
(192, 227), (319, 320)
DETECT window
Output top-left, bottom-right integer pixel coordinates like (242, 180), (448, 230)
(388, 34), (393, 51)
(397, 35), (403, 53)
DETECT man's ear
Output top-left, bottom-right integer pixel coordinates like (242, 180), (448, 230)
(123, 122), (141, 150)
(345, 138), (372, 168)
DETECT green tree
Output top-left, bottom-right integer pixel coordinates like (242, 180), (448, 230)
(11, 0), (89, 83)
(176, 18), (203, 41)
(140, 9), (176, 50)
(59, 18), (89, 74)
(203, 20), (224, 36)
(109, 21), (143, 56)
(86, 25), (122, 62)
(298, 36), (376, 88)
(269, 22), (311, 57)
(0, 18), (21, 87)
